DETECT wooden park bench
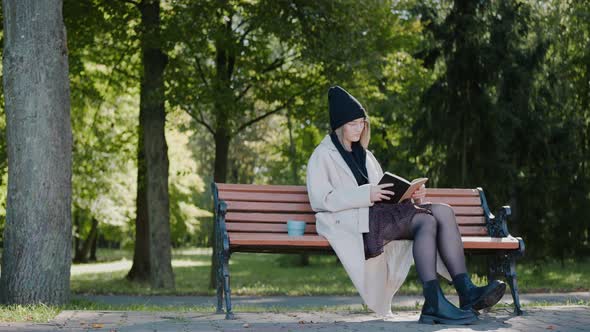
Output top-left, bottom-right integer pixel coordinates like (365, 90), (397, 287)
(211, 183), (525, 319)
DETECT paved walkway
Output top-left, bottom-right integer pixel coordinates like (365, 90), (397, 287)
(0, 305), (588, 331)
(75, 292), (590, 309)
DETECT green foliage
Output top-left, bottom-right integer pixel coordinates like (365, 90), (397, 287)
(406, 0), (590, 259)
(1, 0), (588, 259)
(166, 114), (213, 246)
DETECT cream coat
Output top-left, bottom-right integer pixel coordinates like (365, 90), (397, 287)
(306, 135), (452, 317)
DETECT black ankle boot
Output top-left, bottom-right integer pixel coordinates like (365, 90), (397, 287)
(452, 273), (507, 311)
(419, 279), (478, 325)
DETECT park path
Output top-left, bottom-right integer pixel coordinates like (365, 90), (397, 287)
(0, 305), (588, 331)
(74, 291), (590, 309)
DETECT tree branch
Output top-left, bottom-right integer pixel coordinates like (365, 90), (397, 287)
(113, 67), (140, 81)
(235, 84), (316, 134)
(238, 25), (255, 46)
(183, 106), (216, 135)
(261, 57), (284, 74)
(234, 84), (251, 102)
(235, 104), (287, 134)
(233, 17), (251, 33)
(194, 57), (210, 89)
(88, 41), (136, 138)
(234, 57), (286, 101)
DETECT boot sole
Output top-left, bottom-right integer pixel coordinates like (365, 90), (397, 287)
(472, 282), (507, 311)
(419, 314), (478, 325)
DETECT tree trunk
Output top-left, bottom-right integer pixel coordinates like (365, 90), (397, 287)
(208, 18), (235, 287)
(89, 227), (98, 262)
(73, 218), (98, 263)
(127, 124), (151, 282)
(138, 0), (174, 289)
(287, 109), (309, 266)
(73, 210), (82, 261)
(1, 0), (73, 305)
(209, 129), (231, 289)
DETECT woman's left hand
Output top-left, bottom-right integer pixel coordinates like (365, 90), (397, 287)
(411, 184), (427, 203)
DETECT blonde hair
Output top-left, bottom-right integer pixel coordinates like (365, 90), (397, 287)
(334, 117), (371, 150)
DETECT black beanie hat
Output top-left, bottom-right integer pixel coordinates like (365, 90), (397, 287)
(328, 85), (367, 131)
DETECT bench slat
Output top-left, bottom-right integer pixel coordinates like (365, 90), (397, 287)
(226, 212), (315, 222)
(216, 184), (480, 197)
(225, 212), (487, 226)
(227, 223), (317, 233)
(220, 192), (310, 203)
(226, 223), (488, 236)
(425, 188), (480, 196)
(224, 201), (484, 216)
(228, 233), (520, 249)
(230, 233), (329, 247)
(219, 191), (481, 205)
(417, 197), (482, 205)
(217, 183), (307, 193)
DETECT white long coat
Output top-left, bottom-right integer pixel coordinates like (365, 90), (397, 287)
(306, 135), (452, 317)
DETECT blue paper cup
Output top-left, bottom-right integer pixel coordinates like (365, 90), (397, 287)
(287, 220), (306, 236)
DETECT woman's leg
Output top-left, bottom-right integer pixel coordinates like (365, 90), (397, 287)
(409, 213), (438, 283)
(409, 212), (478, 324)
(429, 203), (467, 278)
(429, 203), (507, 311)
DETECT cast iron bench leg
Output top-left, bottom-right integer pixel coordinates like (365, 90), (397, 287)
(483, 256), (500, 314)
(504, 256), (524, 316)
(215, 244), (224, 314)
(223, 250), (235, 319)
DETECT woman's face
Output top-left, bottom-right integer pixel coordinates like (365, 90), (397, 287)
(342, 118), (365, 142)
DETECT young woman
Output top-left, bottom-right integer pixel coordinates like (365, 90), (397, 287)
(305, 86), (506, 325)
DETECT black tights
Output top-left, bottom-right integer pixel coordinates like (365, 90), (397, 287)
(410, 204), (467, 283)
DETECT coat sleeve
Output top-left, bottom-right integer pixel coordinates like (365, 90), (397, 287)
(306, 150), (373, 212)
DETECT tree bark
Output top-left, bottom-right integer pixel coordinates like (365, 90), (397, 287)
(127, 124), (151, 282)
(209, 127), (231, 289)
(287, 109), (309, 266)
(1, 0), (73, 305)
(89, 227), (98, 262)
(74, 218), (98, 263)
(138, 0), (174, 289)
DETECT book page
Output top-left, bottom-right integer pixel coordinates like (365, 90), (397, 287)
(400, 178), (428, 202)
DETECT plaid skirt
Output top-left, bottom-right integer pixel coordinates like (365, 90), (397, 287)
(363, 199), (433, 260)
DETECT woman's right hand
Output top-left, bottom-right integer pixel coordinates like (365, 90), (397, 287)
(370, 183), (395, 202)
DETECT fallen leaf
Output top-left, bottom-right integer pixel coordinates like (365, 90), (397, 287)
(546, 325), (555, 330)
(92, 323), (104, 328)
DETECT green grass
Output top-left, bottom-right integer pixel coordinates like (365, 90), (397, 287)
(70, 248), (590, 296)
(0, 304), (60, 323)
(1, 248), (587, 323)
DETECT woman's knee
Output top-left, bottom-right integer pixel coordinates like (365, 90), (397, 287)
(431, 203), (455, 220)
(411, 214), (437, 235)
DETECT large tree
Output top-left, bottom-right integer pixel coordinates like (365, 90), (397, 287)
(137, 0), (174, 288)
(167, 0), (404, 288)
(1, 0), (73, 304)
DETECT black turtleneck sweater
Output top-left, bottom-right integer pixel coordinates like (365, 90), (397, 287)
(343, 147), (369, 186)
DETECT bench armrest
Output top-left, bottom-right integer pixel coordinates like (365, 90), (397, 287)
(215, 200), (230, 253)
(488, 205), (511, 237)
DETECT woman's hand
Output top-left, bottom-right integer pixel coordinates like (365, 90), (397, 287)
(411, 184), (427, 204)
(370, 183), (395, 202)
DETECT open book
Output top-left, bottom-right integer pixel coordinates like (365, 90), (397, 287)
(377, 172), (428, 204)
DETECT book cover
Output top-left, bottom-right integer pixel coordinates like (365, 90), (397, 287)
(377, 172), (428, 204)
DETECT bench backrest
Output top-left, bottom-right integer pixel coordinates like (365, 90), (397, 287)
(214, 183), (491, 238)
